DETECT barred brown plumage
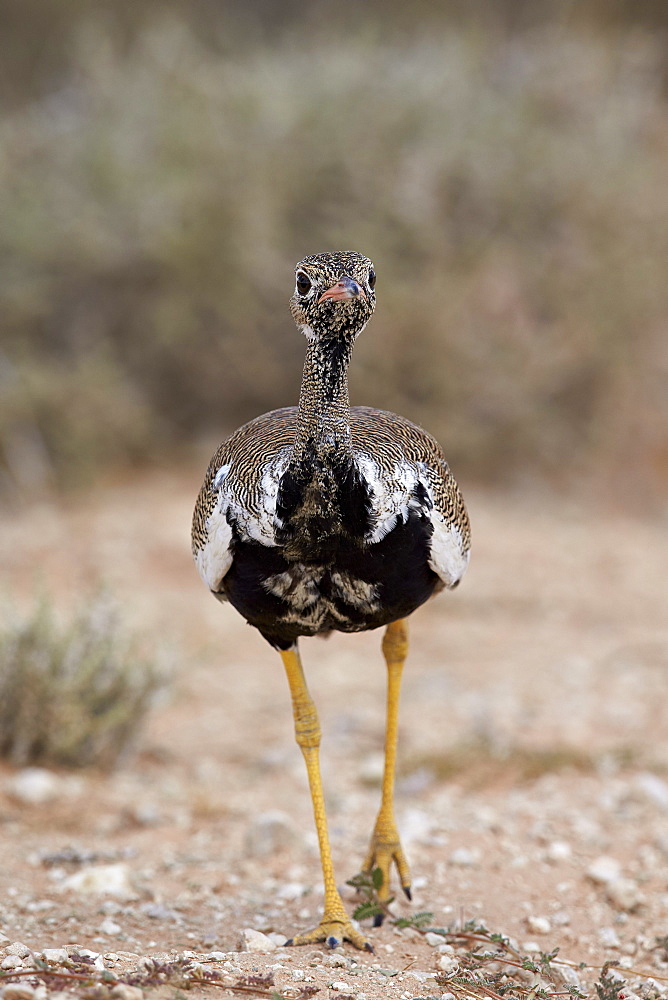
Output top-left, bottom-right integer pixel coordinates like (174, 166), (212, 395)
(191, 251), (470, 950)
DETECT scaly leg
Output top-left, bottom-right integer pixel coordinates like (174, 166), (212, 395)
(361, 618), (411, 922)
(280, 645), (372, 951)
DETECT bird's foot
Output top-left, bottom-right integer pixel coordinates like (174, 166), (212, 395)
(285, 912), (372, 952)
(361, 825), (412, 926)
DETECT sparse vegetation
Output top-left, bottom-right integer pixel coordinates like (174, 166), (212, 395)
(404, 738), (642, 788)
(1, 17), (667, 502)
(0, 595), (166, 769)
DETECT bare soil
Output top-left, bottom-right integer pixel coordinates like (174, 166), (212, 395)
(1, 466), (667, 999)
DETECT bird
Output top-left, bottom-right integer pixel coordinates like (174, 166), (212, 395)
(191, 250), (470, 951)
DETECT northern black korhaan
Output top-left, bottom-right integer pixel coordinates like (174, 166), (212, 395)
(192, 251), (470, 950)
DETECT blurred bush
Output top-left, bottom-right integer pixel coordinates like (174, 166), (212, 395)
(0, 595), (167, 770)
(1, 13), (667, 503)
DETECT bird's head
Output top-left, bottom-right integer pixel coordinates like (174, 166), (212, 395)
(290, 251), (376, 344)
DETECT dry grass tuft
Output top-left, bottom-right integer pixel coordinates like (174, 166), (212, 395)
(0, 595), (167, 769)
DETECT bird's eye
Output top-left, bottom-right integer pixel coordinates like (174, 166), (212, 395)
(368, 269), (376, 291)
(296, 271), (312, 296)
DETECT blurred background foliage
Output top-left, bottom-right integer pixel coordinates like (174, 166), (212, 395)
(1, 0), (667, 507)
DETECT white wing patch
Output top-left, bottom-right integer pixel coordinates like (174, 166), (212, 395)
(194, 494), (233, 591)
(195, 452), (291, 593)
(356, 453), (429, 544)
(428, 514), (469, 588)
(356, 453), (469, 589)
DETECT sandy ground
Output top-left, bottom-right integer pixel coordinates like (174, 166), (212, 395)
(1, 465), (667, 999)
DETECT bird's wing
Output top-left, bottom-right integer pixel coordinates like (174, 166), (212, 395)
(351, 406), (471, 589)
(191, 407), (297, 593)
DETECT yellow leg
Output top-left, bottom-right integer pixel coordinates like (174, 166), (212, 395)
(361, 619), (412, 922)
(280, 646), (372, 951)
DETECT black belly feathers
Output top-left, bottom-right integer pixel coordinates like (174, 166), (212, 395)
(219, 446), (438, 650)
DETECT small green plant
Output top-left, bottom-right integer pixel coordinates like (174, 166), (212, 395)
(348, 868), (434, 929)
(0, 594), (167, 769)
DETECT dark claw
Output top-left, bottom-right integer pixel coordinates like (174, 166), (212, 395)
(403, 886), (412, 900)
(326, 935), (340, 949)
(373, 912), (385, 927)
(284, 938), (294, 947)
(364, 942), (374, 953)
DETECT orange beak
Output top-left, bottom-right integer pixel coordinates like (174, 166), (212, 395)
(318, 276), (366, 303)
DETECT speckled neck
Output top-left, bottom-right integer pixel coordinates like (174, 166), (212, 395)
(289, 336), (355, 472)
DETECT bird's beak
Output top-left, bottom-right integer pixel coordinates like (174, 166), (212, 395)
(318, 275), (366, 303)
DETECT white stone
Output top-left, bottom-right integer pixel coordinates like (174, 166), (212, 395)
(546, 841), (572, 862)
(5, 944), (31, 959)
(526, 915), (551, 934)
(587, 856), (622, 885)
(330, 982), (349, 992)
(42, 949), (68, 964)
(606, 878), (644, 912)
(358, 752), (385, 785)
(1, 956), (24, 970)
(276, 882), (306, 901)
(449, 846), (478, 866)
(553, 963), (582, 988)
(5, 768), (61, 806)
(326, 954), (350, 968)
(99, 918), (122, 936)
(425, 932), (447, 947)
(598, 927), (621, 948)
(267, 932), (287, 947)
(61, 863), (135, 898)
(635, 773), (668, 810)
(239, 928), (276, 953)
(439, 955), (460, 974)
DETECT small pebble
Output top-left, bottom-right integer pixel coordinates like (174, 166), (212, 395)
(6, 768), (61, 806)
(326, 954), (350, 968)
(526, 915), (551, 934)
(42, 949), (68, 964)
(357, 752), (385, 785)
(425, 932), (446, 947)
(330, 982), (349, 992)
(99, 918), (122, 936)
(6, 944), (31, 959)
(606, 878), (644, 912)
(61, 863), (134, 899)
(239, 928), (276, 953)
(599, 927), (621, 948)
(449, 846), (478, 866)
(587, 856), (622, 885)
(634, 773), (668, 810)
(1, 956), (24, 970)
(546, 841), (572, 862)
(523, 941), (541, 953)
(439, 955), (460, 974)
